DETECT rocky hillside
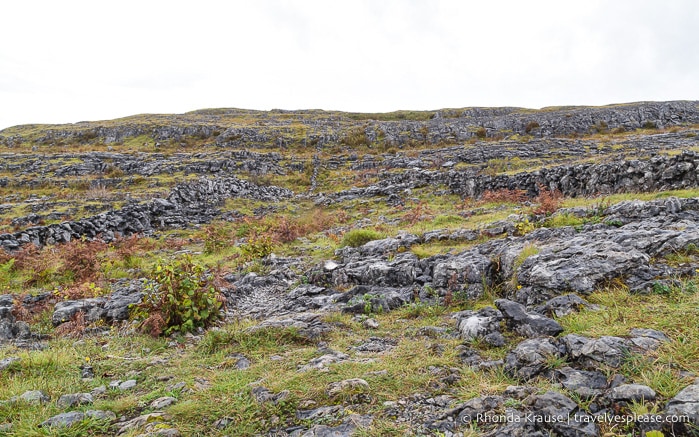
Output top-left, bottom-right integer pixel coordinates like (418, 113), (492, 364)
(1, 101), (699, 436)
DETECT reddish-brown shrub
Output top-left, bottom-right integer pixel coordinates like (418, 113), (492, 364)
(532, 186), (563, 215)
(480, 188), (528, 204)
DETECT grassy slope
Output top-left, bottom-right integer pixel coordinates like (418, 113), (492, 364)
(1, 107), (699, 436)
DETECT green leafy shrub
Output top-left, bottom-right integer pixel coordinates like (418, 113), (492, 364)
(132, 254), (223, 336)
(240, 233), (274, 260)
(341, 229), (383, 248)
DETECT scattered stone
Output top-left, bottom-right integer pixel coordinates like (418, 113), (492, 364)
(85, 409), (117, 421)
(166, 381), (187, 392)
(664, 379), (699, 427)
(91, 385), (107, 397)
(533, 294), (597, 318)
(81, 365), (95, 379)
(298, 350), (349, 372)
(116, 379), (137, 391)
(327, 378), (370, 397)
(562, 334), (630, 368)
(528, 391), (600, 437)
(293, 414), (373, 436)
(229, 353), (251, 369)
(354, 337), (397, 353)
(363, 318), (379, 329)
(504, 338), (564, 380)
(40, 411), (86, 428)
(247, 312), (332, 341)
(57, 392), (94, 408)
(295, 405), (344, 421)
(0, 356), (19, 371)
(252, 386), (289, 405)
(114, 412), (169, 435)
(555, 367), (608, 398)
(608, 384), (657, 403)
(455, 307), (505, 346)
(495, 299), (563, 338)
(150, 396), (177, 410)
(629, 328), (671, 350)
(19, 389), (50, 405)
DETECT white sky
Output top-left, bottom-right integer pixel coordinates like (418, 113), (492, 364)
(1, 0), (698, 130)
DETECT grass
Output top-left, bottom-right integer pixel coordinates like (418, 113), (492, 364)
(2, 108), (699, 435)
(558, 282), (699, 397)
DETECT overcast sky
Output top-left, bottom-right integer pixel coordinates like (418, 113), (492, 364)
(1, 0), (697, 130)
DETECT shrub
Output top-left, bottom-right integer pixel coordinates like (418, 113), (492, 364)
(240, 232), (274, 261)
(59, 239), (107, 282)
(132, 254), (223, 336)
(480, 188), (528, 204)
(341, 229), (383, 248)
(403, 201), (434, 225)
(532, 186), (563, 215)
(524, 121), (540, 133)
(203, 224), (231, 254)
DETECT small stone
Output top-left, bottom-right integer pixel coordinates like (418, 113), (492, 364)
(167, 381), (187, 392)
(57, 393), (94, 408)
(0, 357), (20, 371)
(363, 318), (379, 329)
(609, 384), (657, 402)
(81, 365), (95, 379)
(327, 378), (370, 397)
(150, 396), (177, 410)
(85, 409), (117, 421)
(91, 385), (107, 397)
(40, 411), (85, 428)
(19, 390), (50, 405)
(213, 417), (233, 430)
(119, 380), (137, 391)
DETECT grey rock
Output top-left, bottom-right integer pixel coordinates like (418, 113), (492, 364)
(504, 338), (564, 380)
(118, 379), (137, 391)
(450, 395), (504, 426)
(555, 367), (608, 398)
(57, 392), (94, 408)
(608, 384), (657, 402)
(534, 294), (597, 318)
(327, 378), (370, 397)
(229, 353), (251, 369)
(529, 391), (600, 437)
(91, 385), (107, 397)
(114, 412), (169, 435)
(40, 411), (86, 428)
(664, 380), (699, 425)
(562, 334), (630, 368)
(362, 318), (379, 329)
(0, 356), (19, 371)
(336, 285), (413, 314)
(86, 409), (116, 421)
(295, 414), (373, 437)
(495, 299), (563, 338)
(296, 405), (344, 421)
(298, 350), (349, 372)
(456, 307), (504, 346)
(247, 312), (332, 341)
(251, 386), (289, 404)
(19, 389), (50, 405)
(629, 328), (671, 350)
(354, 337), (397, 353)
(150, 396), (177, 409)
